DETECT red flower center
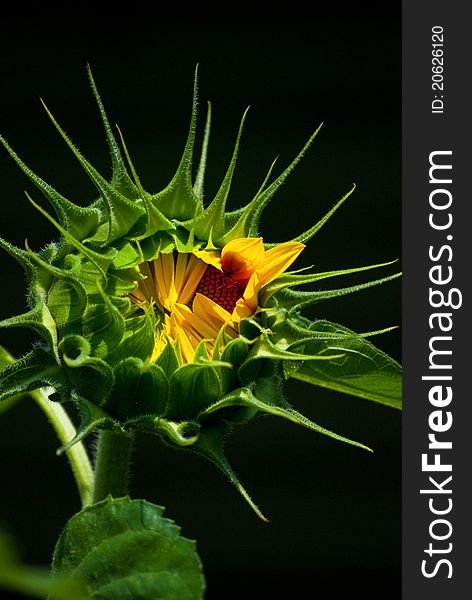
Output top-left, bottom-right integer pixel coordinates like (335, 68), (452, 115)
(195, 265), (246, 313)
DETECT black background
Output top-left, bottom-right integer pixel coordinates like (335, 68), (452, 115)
(0, 15), (401, 600)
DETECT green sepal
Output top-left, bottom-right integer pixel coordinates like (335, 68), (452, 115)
(154, 337), (180, 377)
(79, 284), (125, 359)
(149, 418), (201, 447)
(0, 347), (65, 403)
(0, 347), (23, 415)
(220, 156), (278, 244)
(58, 395), (123, 453)
(151, 68), (203, 221)
(166, 351), (229, 420)
(238, 332), (344, 385)
(26, 193), (117, 280)
(111, 239), (143, 270)
(105, 269), (141, 296)
(0, 302), (59, 362)
(200, 385), (371, 452)
(193, 100), (212, 200)
(0, 238), (59, 357)
(52, 496), (205, 600)
(59, 336), (114, 404)
(187, 421), (269, 522)
(283, 319), (402, 409)
(106, 310), (155, 365)
(183, 107), (249, 243)
(47, 279), (87, 328)
(219, 337), (251, 393)
(0, 134), (101, 247)
(225, 123), (323, 238)
(87, 64), (139, 200)
(115, 125), (176, 239)
(274, 272), (402, 313)
(276, 182), (356, 247)
(259, 259), (398, 305)
(40, 100), (148, 244)
(105, 357), (168, 420)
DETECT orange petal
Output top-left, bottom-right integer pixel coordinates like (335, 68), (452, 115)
(260, 242), (305, 286)
(221, 237), (265, 280)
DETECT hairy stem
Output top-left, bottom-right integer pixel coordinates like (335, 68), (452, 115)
(92, 430), (134, 503)
(31, 388), (94, 506)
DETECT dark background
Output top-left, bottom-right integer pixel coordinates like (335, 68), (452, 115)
(0, 15), (401, 599)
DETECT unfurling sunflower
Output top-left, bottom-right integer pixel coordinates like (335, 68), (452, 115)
(0, 67), (401, 520)
(131, 237), (304, 363)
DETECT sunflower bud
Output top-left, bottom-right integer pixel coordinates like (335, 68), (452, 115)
(0, 67), (401, 519)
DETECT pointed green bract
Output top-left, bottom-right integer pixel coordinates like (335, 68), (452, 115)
(151, 67), (203, 221)
(193, 100), (212, 200)
(185, 106), (249, 243)
(87, 64), (139, 199)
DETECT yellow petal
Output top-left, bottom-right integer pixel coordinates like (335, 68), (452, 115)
(150, 330), (168, 363)
(192, 293), (233, 331)
(231, 271), (261, 323)
(174, 252), (189, 298)
(221, 237), (265, 280)
(152, 254), (173, 311)
(172, 302), (219, 342)
(169, 307), (202, 363)
(178, 254), (208, 305)
(260, 242), (305, 286)
(192, 249), (222, 270)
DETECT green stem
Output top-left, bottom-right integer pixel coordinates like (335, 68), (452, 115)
(31, 388), (94, 507)
(92, 430), (134, 503)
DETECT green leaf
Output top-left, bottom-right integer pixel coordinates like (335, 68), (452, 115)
(52, 496), (205, 600)
(284, 319), (402, 409)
